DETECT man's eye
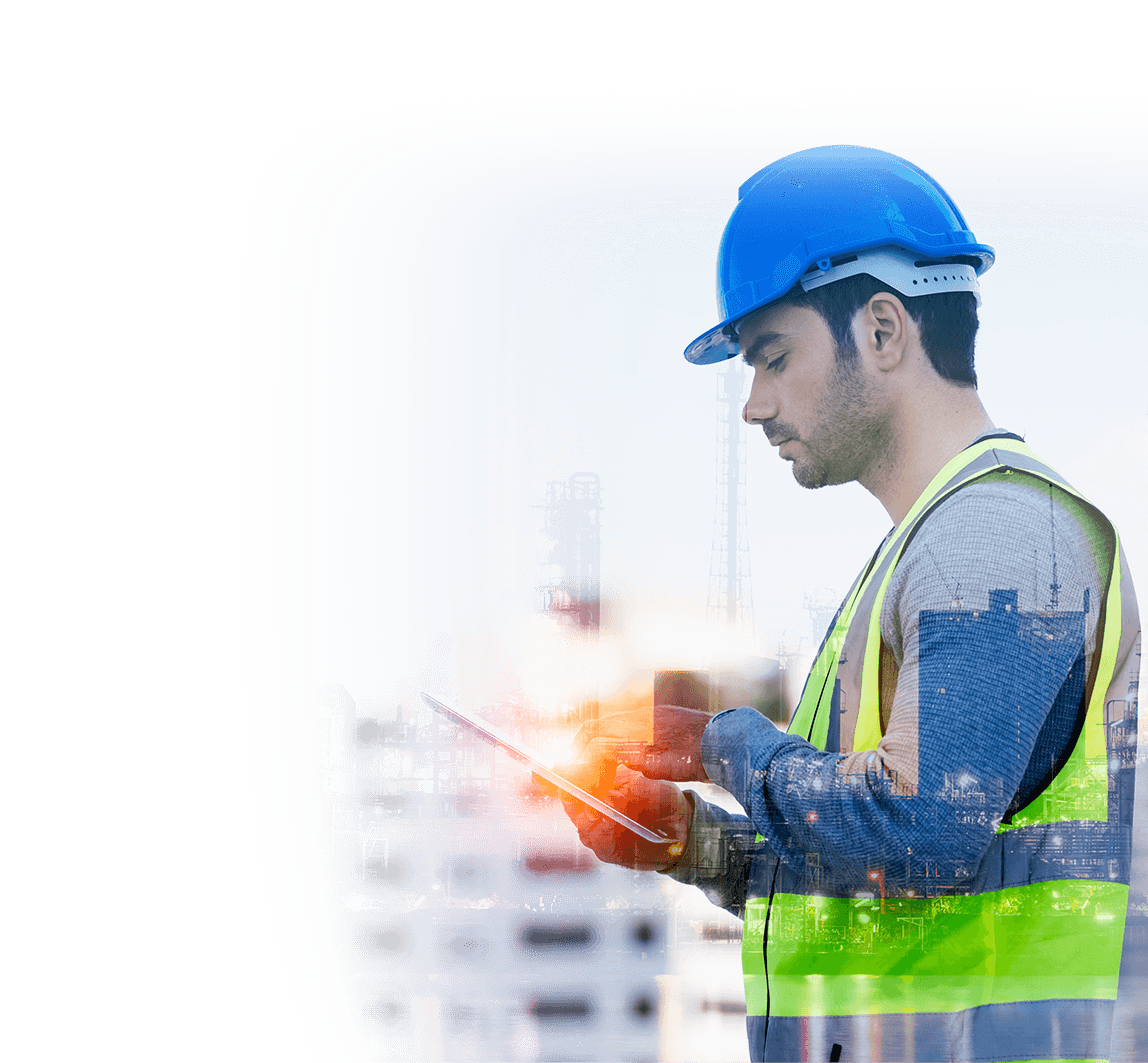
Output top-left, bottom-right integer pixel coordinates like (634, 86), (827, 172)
(765, 354), (786, 372)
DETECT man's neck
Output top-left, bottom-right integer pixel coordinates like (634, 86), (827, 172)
(861, 386), (997, 526)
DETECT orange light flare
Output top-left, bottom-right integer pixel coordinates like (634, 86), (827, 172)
(536, 730), (579, 771)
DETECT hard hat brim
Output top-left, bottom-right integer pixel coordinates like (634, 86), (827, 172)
(684, 323), (741, 366)
(684, 244), (994, 365)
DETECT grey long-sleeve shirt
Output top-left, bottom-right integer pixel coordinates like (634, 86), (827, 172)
(666, 474), (1113, 912)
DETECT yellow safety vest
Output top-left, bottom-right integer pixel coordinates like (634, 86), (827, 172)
(742, 437), (1139, 1063)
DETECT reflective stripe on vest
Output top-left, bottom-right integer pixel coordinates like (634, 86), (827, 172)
(741, 438), (1138, 1061)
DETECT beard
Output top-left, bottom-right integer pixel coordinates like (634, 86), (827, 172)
(786, 356), (893, 491)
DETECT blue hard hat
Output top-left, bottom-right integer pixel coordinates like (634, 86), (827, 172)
(684, 145), (995, 365)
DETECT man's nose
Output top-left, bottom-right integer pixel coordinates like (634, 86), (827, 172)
(742, 373), (777, 424)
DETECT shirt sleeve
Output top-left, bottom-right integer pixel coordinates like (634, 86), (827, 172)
(659, 791), (770, 920)
(700, 479), (1104, 891)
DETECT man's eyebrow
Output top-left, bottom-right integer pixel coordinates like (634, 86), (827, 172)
(741, 330), (787, 366)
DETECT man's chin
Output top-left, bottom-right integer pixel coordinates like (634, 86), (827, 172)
(790, 459), (844, 491)
(791, 461), (828, 490)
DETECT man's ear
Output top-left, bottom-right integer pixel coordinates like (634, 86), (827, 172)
(855, 292), (908, 370)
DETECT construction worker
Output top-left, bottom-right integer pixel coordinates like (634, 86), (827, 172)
(559, 146), (1141, 1062)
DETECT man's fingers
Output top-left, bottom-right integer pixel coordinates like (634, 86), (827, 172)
(577, 736), (702, 780)
(564, 799), (605, 845)
(572, 706), (656, 754)
(549, 757), (618, 797)
(582, 736), (650, 772)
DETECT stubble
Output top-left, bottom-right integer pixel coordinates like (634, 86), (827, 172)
(791, 355), (894, 492)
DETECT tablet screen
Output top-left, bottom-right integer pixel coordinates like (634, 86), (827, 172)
(419, 692), (671, 844)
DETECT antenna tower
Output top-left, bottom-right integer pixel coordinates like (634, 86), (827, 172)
(707, 360), (756, 655)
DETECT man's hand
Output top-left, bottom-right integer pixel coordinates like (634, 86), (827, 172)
(575, 702), (712, 782)
(538, 764), (693, 872)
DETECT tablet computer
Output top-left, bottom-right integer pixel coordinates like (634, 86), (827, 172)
(419, 692), (671, 844)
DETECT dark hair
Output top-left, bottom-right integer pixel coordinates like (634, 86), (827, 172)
(777, 273), (980, 387)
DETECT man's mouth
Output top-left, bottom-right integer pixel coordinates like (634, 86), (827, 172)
(763, 424), (793, 448)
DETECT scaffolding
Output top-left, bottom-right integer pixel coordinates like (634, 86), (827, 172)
(538, 472), (602, 632)
(537, 472), (602, 725)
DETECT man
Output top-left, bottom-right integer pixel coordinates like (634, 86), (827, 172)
(558, 147), (1141, 1062)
